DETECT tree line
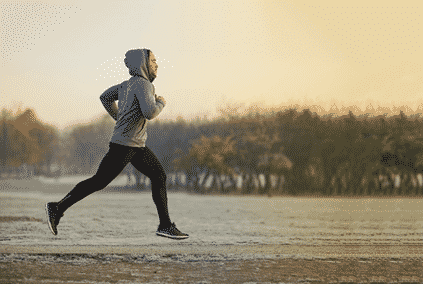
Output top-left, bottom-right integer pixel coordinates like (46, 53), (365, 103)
(2, 104), (423, 197)
(0, 108), (59, 176)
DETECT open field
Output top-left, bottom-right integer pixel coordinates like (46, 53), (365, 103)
(1, 177), (423, 283)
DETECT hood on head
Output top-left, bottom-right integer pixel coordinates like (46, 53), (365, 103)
(124, 49), (156, 83)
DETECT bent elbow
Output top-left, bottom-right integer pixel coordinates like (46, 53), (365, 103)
(100, 92), (115, 102)
(100, 94), (107, 103)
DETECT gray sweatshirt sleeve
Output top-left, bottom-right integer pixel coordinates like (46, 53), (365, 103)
(99, 85), (119, 120)
(136, 82), (165, 120)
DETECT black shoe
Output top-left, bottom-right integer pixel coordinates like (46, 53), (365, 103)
(45, 202), (63, 235)
(156, 222), (189, 240)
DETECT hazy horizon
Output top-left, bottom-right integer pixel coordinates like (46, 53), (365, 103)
(2, 0), (421, 130)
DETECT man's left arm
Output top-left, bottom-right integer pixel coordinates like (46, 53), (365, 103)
(99, 85), (119, 120)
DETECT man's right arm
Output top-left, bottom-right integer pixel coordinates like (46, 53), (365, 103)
(100, 85), (119, 120)
(136, 83), (166, 120)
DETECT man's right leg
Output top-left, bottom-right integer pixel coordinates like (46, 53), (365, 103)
(46, 143), (136, 235)
(57, 143), (137, 214)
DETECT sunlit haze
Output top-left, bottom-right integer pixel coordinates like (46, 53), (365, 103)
(1, 0), (421, 129)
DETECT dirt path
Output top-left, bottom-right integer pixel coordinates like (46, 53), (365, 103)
(1, 255), (422, 283)
(1, 245), (423, 283)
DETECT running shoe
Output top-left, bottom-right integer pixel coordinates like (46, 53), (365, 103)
(156, 222), (189, 239)
(45, 202), (63, 235)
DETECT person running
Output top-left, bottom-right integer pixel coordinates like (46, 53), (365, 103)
(45, 48), (189, 240)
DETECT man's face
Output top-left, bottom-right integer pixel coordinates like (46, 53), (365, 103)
(148, 52), (158, 80)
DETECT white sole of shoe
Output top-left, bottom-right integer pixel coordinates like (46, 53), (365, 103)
(45, 203), (57, 235)
(156, 231), (189, 239)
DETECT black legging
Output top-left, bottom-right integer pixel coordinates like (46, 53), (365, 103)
(57, 142), (171, 227)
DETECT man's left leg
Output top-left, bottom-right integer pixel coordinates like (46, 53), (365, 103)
(130, 146), (189, 239)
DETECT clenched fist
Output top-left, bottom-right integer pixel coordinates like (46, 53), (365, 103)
(156, 95), (166, 106)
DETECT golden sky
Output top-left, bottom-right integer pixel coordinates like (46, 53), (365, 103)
(1, 0), (421, 129)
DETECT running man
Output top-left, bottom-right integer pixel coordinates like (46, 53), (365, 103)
(45, 48), (189, 240)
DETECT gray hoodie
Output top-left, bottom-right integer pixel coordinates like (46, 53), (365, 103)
(100, 49), (165, 148)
